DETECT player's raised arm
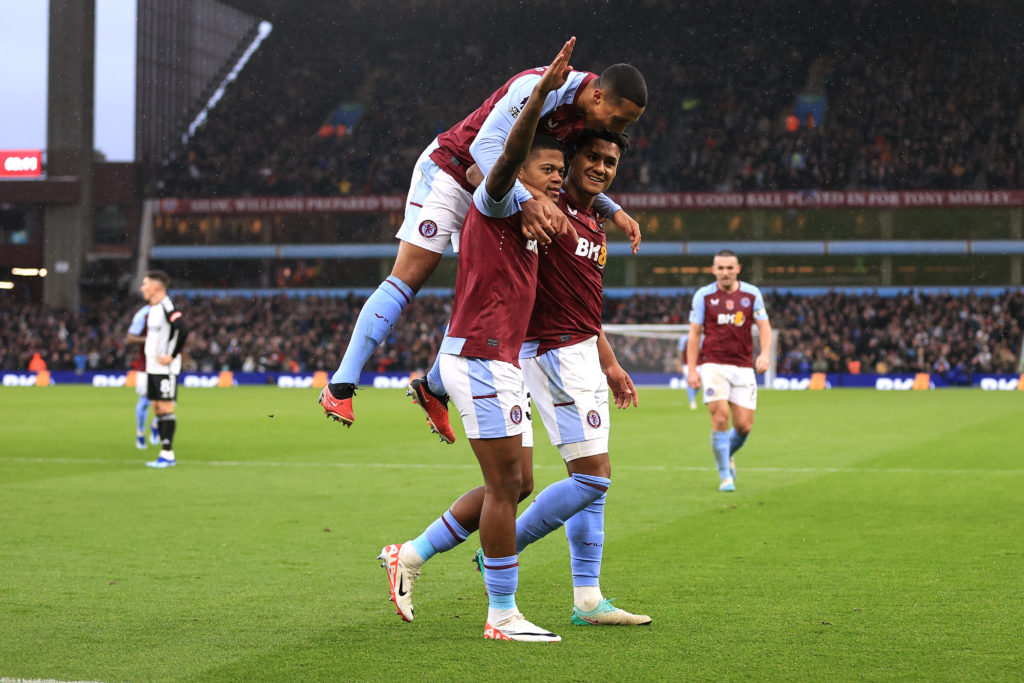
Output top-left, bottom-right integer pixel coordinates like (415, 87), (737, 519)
(484, 38), (575, 201)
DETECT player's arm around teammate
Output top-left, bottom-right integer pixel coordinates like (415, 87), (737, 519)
(469, 64), (646, 252)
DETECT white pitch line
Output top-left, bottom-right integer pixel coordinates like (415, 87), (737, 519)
(1, 456), (1022, 475)
(1, 678), (107, 683)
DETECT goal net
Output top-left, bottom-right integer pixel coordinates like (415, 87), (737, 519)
(603, 324), (779, 388)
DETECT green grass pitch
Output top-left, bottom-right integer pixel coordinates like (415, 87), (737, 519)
(1, 386), (1022, 681)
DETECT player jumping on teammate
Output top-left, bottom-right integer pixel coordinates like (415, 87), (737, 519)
(383, 109), (651, 633)
(319, 44), (647, 433)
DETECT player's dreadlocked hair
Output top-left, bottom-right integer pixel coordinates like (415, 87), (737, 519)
(597, 63), (647, 108)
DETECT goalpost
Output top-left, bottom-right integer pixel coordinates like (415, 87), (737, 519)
(602, 324), (780, 388)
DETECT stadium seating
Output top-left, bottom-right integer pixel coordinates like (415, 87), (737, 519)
(3, 290), (1020, 382)
(152, 0), (1024, 198)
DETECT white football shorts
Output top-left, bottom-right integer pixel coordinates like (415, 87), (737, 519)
(522, 336), (609, 461)
(135, 371), (147, 396)
(440, 354), (529, 440)
(394, 139), (473, 255)
(699, 362), (757, 409)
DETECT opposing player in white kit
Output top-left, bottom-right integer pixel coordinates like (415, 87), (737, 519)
(139, 270), (189, 469)
(378, 41), (576, 642)
(319, 40), (647, 432)
(125, 304), (160, 449)
(686, 250), (772, 491)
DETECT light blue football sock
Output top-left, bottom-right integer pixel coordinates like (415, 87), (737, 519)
(516, 473), (610, 553)
(711, 429), (732, 480)
(331, 276), (414, 385)
(565, 493), (606, 587)
(425, 324), (448, 396)
(482, 554), (518, 609)
(409, 509), (469, 562)
(686, 385), (698, 405)
(135, 396), (150, 433)
(729, 427), (749, 456)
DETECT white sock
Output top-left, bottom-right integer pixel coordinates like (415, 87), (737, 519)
(487, 606), (518, 625)
(398, 542), (424, 569)
(574, 585), (603, 612)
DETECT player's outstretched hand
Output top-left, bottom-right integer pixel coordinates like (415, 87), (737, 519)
(610, 210), (641, 254)
(521, 198), (554, 245)
(521, 195), (578, 245)
(606, 364), (639, 409)
(537, 37), (576, 95)
(687, 367), (701, 390)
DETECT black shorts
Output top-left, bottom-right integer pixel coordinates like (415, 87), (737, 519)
(147, 373), (178, 401)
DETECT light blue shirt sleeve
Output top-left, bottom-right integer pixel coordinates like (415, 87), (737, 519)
(688, 287), (707, 325)
(593, 193), (622, 217)
(473, 180), (521, 219)
(742, 282), (769, 320)
(129, 305), (149, 335)
(469, 71), (589, 205)
(677, 334), (688, 353)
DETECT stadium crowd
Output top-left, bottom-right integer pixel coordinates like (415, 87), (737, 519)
(3, 290), (1020, 383)
(154, 0), (1024, 200)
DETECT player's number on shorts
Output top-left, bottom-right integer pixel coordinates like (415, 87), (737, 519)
(160, 378), (172, 396)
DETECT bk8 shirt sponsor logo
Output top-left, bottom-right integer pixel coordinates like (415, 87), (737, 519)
(574, 237), (606, 268)
(716, 311), (745, 326)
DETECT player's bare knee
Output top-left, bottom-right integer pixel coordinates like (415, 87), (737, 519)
(567, 452), (611, 479)
(496, 471), (524, 502)
(391, 243), (442, 291)
(518, 477), (534, 502)
(731, 407), (755, 434)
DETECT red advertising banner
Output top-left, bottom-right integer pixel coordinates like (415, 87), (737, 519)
(0, 149), (43, 178)
(154, 190), (1024, 215)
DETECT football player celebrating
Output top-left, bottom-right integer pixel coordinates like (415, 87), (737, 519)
(495, 127), (650, 626)
(383, 116), (652, 631)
